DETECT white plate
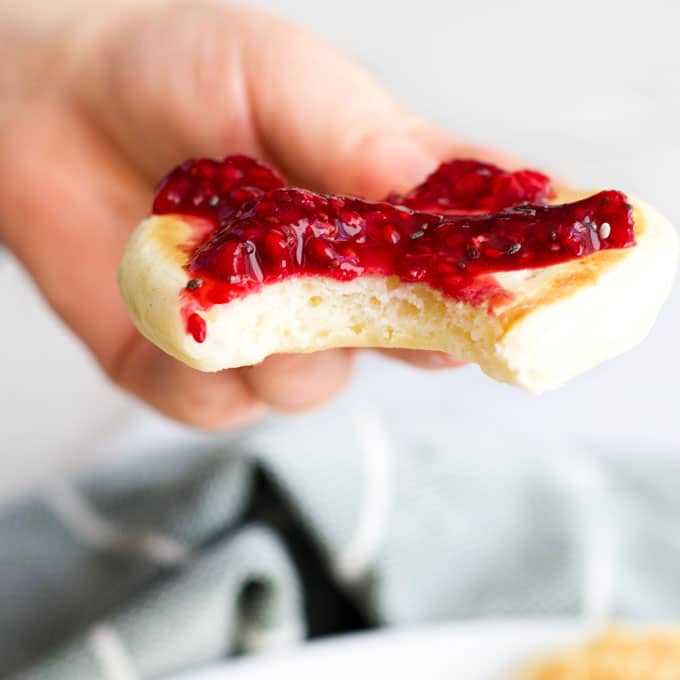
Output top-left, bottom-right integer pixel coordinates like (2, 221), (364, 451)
(171, 619), (596, 680)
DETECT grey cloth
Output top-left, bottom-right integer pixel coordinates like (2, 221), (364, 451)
(2, 404), (680, 679)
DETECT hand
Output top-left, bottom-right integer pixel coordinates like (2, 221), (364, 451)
(0, 0), (510, 428)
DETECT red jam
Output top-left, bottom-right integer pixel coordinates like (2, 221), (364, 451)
(153, 155), (285, 223)
(389, 159), (555, 213)
(151, 156), (636, 343)
(185, 311), (207, 343)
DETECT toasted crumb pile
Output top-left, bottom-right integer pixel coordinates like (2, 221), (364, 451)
(519, 628), (680, 680)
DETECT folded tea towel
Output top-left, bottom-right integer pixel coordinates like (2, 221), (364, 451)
(2, 401), (680, 679)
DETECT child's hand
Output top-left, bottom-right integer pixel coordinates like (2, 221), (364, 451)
(0, 0), (509, 428)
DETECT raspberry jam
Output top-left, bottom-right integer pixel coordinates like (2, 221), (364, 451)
(151, 156), (636, 343)
(389, 159), (555, 213)
(153, 155), (285, 223)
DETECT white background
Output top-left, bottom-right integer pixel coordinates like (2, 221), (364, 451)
(1, 0), (678, 501)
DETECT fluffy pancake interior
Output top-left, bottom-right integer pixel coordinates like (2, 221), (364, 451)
(118, 190), (678, 393)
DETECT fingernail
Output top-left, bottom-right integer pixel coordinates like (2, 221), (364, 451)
(378, 135), (438, 192)
(355, 133), (437, 198)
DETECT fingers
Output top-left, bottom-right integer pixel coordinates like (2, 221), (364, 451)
(240, 350), (355, 412)
(240, 12), (439, 198)
(109, 336), (355, 428)
(78, 2), (439, 196)
(73, 1), (266, 183)
(79, 1), (524, 200)
(108, 337), (265, 429)
(376, 349), (466, 370)
(241, 12), (533, 201)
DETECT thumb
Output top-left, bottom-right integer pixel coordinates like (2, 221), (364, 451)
(240, 10), (438, 197)
(79, 2), (513, 199)
(239, 8), (518, 197)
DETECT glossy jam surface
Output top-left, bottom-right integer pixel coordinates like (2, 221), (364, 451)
(150, 156), (636, 342)
(389, 159), (555, 214)
(153, 155), (285, 223)
(186, 187), (633, 307)
(185, 311), (207, 343)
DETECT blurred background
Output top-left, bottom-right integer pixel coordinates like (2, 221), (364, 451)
(2, 0), (678, 501)
(1, 1), (680, 677)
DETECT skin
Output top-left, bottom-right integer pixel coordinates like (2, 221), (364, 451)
(0, 0), (513, 429)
